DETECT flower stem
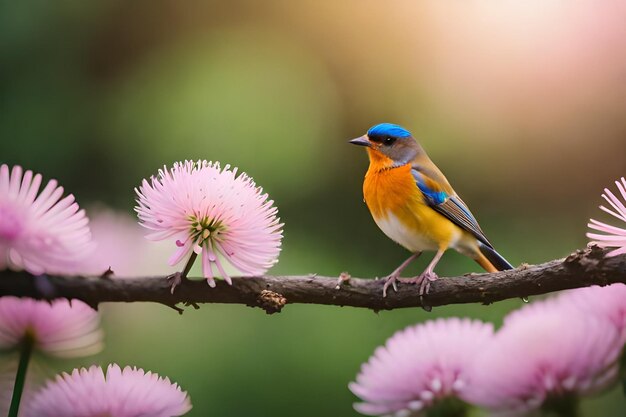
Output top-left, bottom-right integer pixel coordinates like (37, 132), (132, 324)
(8, 335), (34, 417)
(181, 252), (198, 279)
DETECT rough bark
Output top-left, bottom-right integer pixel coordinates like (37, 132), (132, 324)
(0, 246), (624, 314)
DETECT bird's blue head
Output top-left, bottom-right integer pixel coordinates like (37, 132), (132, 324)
(349, 123), (418, 166)
(366, 123), (412, 139)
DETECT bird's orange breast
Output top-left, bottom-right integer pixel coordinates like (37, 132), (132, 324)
(363, 163), (417, 219)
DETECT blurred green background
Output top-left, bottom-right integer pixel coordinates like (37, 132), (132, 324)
(1, 1), (626, 415)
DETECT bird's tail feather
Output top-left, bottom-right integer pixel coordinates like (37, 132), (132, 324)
(477, 243), (513, 272)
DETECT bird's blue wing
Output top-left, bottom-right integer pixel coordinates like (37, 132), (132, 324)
(411, 168), (493, 248)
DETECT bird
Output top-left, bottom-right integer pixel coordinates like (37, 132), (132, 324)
(349, 122), (513, 298)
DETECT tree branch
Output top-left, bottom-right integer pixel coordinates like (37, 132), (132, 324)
(0, 246), (624, 314)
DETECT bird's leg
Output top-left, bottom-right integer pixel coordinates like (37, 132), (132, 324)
(416, 249), (445, 296)
(382, 252), (421, 297)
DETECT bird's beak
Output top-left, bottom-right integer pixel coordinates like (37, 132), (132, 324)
(349, 135), (371, 147)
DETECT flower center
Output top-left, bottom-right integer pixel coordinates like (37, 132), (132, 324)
(0, 203), (24, 242)
(189, 215), (226, 246)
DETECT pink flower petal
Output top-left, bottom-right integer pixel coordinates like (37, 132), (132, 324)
(587, 177), (626, 256)
(587, 219), (626, 235)
(0, 297), (103, 357)
(350, 318), (494, 416)
(466, 298), (622, 414)
(135, 160), (283, 286)
(25, 363), (191, 417)
(0, 164), (94, 274)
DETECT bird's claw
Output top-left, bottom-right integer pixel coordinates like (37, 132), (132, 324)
(417, 271), (438, 296)
(408, 272), (437, 311)
(382, 274), (400, 297)
(381, 269), (438, 311)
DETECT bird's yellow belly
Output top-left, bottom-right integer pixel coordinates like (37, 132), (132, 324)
(373, 210), (438, 251)
(364, 166), (462, 252)
(375, 203), (463, 252)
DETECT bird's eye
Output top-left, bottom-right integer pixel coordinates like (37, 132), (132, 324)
(384, 136), (396, 145)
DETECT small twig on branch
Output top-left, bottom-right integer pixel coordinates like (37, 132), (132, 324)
(0, 246), (624, 314)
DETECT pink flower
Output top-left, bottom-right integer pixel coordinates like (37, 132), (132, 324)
(349, 318), (494, 416)
(0, 164), (93, 275)
(587, 177), (626, 257)
(467, 299), (622, 415)
(25, 364), (192, 417)
(557, 284), (626, 343)
(135, 160), (283, 287)
(81, 208), (177, 277)
(0, 297), (103, 357)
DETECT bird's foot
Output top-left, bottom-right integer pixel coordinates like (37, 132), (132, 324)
(415, 271), (438, 296)
(167, 272), (187, 294)
(380, 252), (422, 297)
(397, 272), (438, 312)
(383, 274), (437, 311)
(381, 271), (439, 311)
(383, 274), (433, 297)
(382, 272), (402, 297)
